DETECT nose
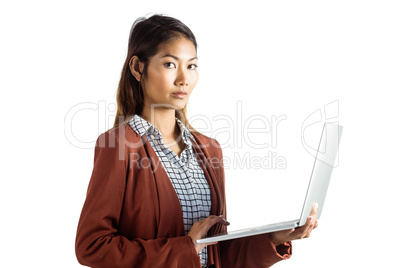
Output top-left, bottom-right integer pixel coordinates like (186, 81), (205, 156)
(175, 69), (189, 87)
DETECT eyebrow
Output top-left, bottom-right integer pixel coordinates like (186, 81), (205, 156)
(161, 54), (198, 61)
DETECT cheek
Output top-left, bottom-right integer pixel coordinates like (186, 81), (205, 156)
(145, 69), (172, 92)
(158, 69), (176, 85)
(189, 73), (199, 91)
(192, 72), (199, 82)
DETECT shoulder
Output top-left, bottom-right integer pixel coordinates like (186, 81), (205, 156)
(97, 123), (141, 146)
(93, 123), (144, 162)
(192, 131), (220, 146)
(191, 131), (223, 158)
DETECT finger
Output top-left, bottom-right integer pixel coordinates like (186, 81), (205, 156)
(201, 215), (230, 230)
(304, 223), (316, 239)
(209, 215), (230, 226)
(310, 208), (318, 230)
(310, 203), (318, 217)
(190, 216), (220, 239)
(290, 217), (315, 239)
(199, 215), (221, 225)
(191, 217), (229, 246)
(287, 227), (305, 239)
(217, 215), (230, 226)
(302, 217), (316, 238)
(307, 204), (318, 228)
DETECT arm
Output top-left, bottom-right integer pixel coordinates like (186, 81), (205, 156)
(220, 235), (292, 267)
(75, 131), (201, 268)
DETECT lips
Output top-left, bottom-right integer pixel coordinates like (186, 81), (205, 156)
(171, 91), (187, 99)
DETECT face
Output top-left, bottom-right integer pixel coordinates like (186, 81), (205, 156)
(141, 37), (199, 112)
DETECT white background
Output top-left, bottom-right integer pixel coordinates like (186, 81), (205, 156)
(1, 0), (401, 267)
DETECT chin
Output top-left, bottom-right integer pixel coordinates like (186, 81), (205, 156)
(171, 99), (189, 110)
(150, 101), (187, 111)
(173, 105), (186, 112)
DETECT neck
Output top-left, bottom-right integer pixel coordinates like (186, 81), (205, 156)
(141, 107), (178, 139)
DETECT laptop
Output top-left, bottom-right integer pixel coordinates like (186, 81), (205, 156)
(197, 123), (343, 243)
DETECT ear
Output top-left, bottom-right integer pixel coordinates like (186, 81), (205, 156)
(129, 56), (145, 82)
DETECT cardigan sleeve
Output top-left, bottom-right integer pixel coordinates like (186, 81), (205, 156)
(75, 131), (201, 268)
(219, 235), (292, 267)
(211, 139), (292, 267)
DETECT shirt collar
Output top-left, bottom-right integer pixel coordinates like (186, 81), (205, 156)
(128, 114), (154, 137)
(175, 117), (195, 146)
(129, 114), (195, 145)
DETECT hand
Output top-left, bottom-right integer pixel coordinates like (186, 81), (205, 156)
(187, 215), (230, 253)
(270, 203), (319, 246)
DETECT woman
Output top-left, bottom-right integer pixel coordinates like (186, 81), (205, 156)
(75, 14), (318, 268)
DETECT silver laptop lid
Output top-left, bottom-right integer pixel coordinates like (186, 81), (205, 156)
(298, 123), (343, 226)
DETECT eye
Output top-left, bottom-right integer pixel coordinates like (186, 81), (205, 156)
(188, 64), (198, 70)
(164, 62), (175, 68)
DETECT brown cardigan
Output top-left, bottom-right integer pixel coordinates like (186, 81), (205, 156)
(75, 123), (292, 268)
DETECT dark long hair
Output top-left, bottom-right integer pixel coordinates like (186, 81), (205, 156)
(112, 14), (198, 130)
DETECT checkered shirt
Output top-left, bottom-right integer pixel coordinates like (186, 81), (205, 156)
(128, 114), (211, 267)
